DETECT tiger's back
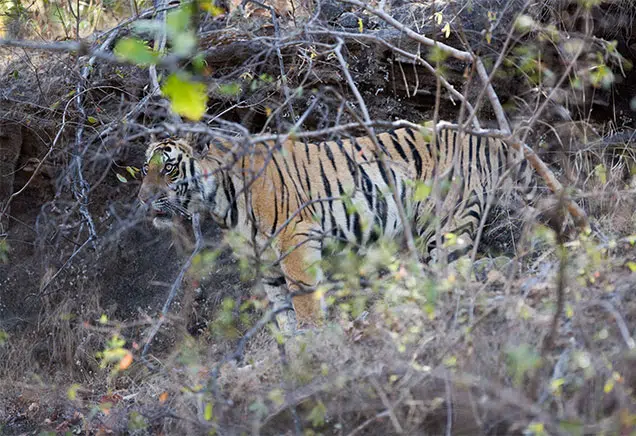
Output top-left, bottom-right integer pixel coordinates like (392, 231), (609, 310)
(247, 127), (534, 259)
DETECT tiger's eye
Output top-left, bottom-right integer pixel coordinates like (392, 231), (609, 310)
(164, 164), (174, 173)
(142, 164), (148, 176)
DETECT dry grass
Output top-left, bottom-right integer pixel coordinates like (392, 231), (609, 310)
(3, 224), (636, 435)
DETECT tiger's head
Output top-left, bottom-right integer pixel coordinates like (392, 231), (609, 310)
(138, 138), (222, 228)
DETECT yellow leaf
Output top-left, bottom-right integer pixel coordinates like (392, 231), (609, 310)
(550, 378), (565, 393)
(200, 0), (224, 16)
(604, 378), (615, 393)
(204, 402), (214, 421)
(159, 392), (169, 403)
(526, 422), (545, 435)
(626, 261), (636, 272)
(161, 74), (209, 121)
(357, 18), (363, 33)
(119, 351), (133, 370)
(67, 384), (81, 400)
(443, 356), (457, 367)
(126, 166), (139, 179)
(442, 23), (451, 38)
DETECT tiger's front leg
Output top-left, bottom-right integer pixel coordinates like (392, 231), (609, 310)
(262, 275), (297, 334)
(277, 226), (324, 329)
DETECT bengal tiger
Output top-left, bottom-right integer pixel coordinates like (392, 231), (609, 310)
(138, 127), (536, 332)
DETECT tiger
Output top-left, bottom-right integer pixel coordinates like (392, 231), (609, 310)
(138, 127), (536, 332)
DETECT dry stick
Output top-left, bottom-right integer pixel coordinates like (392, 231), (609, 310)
(72, 29), (123, 245)
(430, 44), (446, 268)
(141, 213), (203, 369)
(307, 29), (481, 130)
(585, 301), (636, 350)
(178, 120), (505, 145)
(369, 377), (404, 434)
(149, 0), (169, 94)
(346, 411), (391, 436)
(342, 0), (589, 230)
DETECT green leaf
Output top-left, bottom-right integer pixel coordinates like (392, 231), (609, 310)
(0, 240), (10, 264)
(116, 173), (128, 183)
(171, 31), (197, 57)
(161, 74), (208, 120)
(594, 163), (607, 184)
(167, 6), (192, 34)
(218, 83), (241, 97)
(413, 181), (431, 201)
(506, 344), (541, 386)
(307, 401), (327, 427)
(0, 329), (8, 346)
(114, 38), (158, 66)
(87, 116), (98, 125)
(267, 389), (284, 407)
(558, 421), (584, 436)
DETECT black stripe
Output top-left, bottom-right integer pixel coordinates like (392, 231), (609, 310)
(358, 166), (375, 209)
(305, 139), (311, 164)
(271, 191), (279, 236)
(389, 131), (408, 161)
(324, 141), (338, 173)
(352, 212), (362, 243)
(353, 139), (368, 161)
(404, 128), (423, 180)
(272, 155), (289, 225)
(226, 175), (238, 228)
